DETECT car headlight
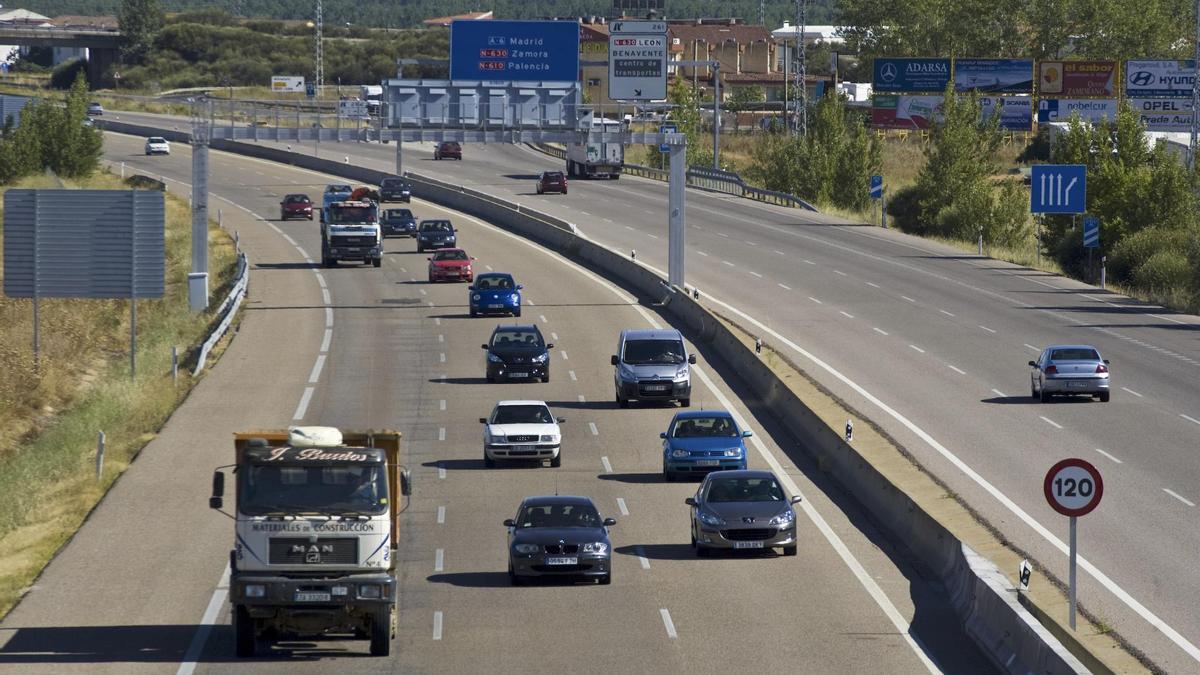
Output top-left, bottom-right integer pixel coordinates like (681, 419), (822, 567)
(671, 448), (689, 458)
(487, 353), (504, 363)
(697, 510), (724, 527)
(244, 584), (266, 598)
(618, 364), (636, 380)
(514, 543), (540, 554)
(582, 542), (608, 555)
(358, 584), (382, 599)
(473, 294), (481, 301)
(539, 434), (558, 443)
(489, 433), (506, 443)
(769, 509), (796, 527)
(511, 293), (520, 302)
(531, 353), (548, 363)
(723, 448), (742, 457)
(674, 367), (690, 381)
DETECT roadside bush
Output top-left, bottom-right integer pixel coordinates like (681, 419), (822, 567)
(885, 184), (922, 232)
(0, 74), (100, 184)
(1107, 227), (1189, 282)
(1134, 250), (1191, 293)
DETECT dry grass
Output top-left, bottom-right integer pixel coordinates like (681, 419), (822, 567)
(0, 167), (237, 618)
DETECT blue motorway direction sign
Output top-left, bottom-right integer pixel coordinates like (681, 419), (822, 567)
(450, 20), (579, 82)
(1083, 216), (1100, 248)
(872, 58), (951, 93)
(1031, 164), (1087, 214)
(869, 175), (883, 199)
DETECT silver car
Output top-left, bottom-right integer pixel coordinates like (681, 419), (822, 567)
(686, 470), (801, 557)
(1029, 344), (1111, 402)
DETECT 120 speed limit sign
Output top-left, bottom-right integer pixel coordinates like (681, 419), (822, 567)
(1044, 458), (1104, 517)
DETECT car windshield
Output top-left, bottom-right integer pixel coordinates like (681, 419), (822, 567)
(442, 142), (460, 150)
(148, 137), (166, 143)
(705, 477), (785, 503)
(421, 221), (452, 232)
(492, 404), (554, 424)
(543, 172), (564, 180)
(1050, 348), (1100, 361)
(381, 179), (407, 188)
(433, 250), (468, 261)
(673, 416), (737, 438)
(286, 195), (309, 204)
(476, 276), (514, 290)
(384, 209), (412, 219)
(239, 463), (388, 516)
(515, 502), (601, 528)
(492, 330), (543, 348)
(328, 206), (375, 224)
(326, 184), (352, 194)
(622, 338), (685, 365)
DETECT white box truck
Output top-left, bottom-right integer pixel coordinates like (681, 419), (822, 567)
(566, 117), (624, 179)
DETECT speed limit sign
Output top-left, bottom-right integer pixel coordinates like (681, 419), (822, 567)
(1044, 458), (1104, 517)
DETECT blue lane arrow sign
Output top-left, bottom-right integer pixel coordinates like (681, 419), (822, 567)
(1031, 164), (1086, 214)
(869, 174), (883, 199)
(1083, 216), (1100, 248)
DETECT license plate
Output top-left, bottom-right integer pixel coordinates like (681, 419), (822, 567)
(488, 304), (505, 309)
(509, 372), (530, 378)
(346, 247), (361, 253)
(734, 541), (764, 549)
(295, 591), (331, 602)
(645, 385), (668, 391)
(514, 445), (535, 452)
(695, 460), (719, 466)
(545, 557), (578, 565)
(1067, 381), (1088, 389)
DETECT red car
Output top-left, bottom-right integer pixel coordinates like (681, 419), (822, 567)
(434, 141), (462, 160)
(279, 193), (313, 220)
(537, 170), (567, 195)
(427, 248), (475, 283)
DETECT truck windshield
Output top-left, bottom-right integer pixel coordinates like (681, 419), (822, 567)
(328, 207), (376, 224)
(239, 463), (389, 516)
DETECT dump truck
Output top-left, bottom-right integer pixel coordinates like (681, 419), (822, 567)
(209, 426), (410, 657)
(321, 199), (382, 267)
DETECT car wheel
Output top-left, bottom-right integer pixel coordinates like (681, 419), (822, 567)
(1099, 391), (1111, 402)
(1031, 383), (1038, 399)
(617, 394), (629, 409)
(323, 256), (336, 268)
(598, 573), (611, 585)
(513, 307), (521, 317)
(541, 373), (550, 383)
(427, 275), (434, 283)
(469, 308), (478, 318)
(486, 374), (496, 383)
(550, 454), (561, 468)
(696, 543), (709, 558)
(783, 545), (797, 557)
(563, 188), (567, 194)
(680, 398), (691, 408)
(484, 452), (495, 468)
(1039, 387), (1051, 403)
(664, 468), (675, 482)
(509, 565), (523, 586)
(372, 258), (382, 268)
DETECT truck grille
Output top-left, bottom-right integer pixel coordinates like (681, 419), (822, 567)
(269, 538), (358, 564)
(721, 528), (776, 541)
(331, 235), (374, 247)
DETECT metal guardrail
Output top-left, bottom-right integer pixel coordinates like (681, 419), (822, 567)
(192, 251), (248, 376)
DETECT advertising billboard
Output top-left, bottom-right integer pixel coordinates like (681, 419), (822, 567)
(1037, 61), (1117, 97)
(978, 96), (1033, 131)
(270, 76), (305, 93)
(1124, 60), (1195, 97)
(1037, 98), (1119, 124)
(450, 20), (580, 82)
(873, 58), (952, 93)
(1129, 98), (1193, 131)
(955, 59), (1034, 93)
(871, 95), (942, 129)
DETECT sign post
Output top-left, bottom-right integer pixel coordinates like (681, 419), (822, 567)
(1083, 215), (1100, 281)
(1044, 458), (1104, 630)
(870, 175), (883, 226)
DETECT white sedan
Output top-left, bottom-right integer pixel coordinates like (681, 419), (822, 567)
(145, 137), (171, 155)
(480, 400), (564, 468)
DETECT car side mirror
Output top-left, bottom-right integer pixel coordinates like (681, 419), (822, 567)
(467, 286), (476, 291)
(688, 355), (697, 364)
(742, 430), (754, 438)
(426, 257), (432, 261)
(684, 497), (697, 506)
(790, 495), (803, 505)
(479, 417), (487, 424)
(471, 257), (477, 260)
(481, 344), (489, 350)
(1104, 359), (1110, 364)
(547, 343), (555, 349)
(603, 517), (617, 526)
(400, 468), (412, 496)
(557, 417), (566, 423)
(516, 284), (524, 290)
(610, 355), (619, 366)
(503, 519), (515, 527)
(659, 432), (667, 439)
(1028, 360), (1037, 367)
(209, 471), (225, 509)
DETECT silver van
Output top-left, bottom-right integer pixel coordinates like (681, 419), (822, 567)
(611, 328), (696, 408)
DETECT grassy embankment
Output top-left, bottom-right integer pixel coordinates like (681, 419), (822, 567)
(0, 169), (237, 619)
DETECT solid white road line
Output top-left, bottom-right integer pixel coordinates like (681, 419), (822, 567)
(435, 548), (445, 572)
(175, 565), (230, 675)
(321, 288), (331, 305)
(569, 370), (577, 381)
(1094, 448), (1123, 464)
(601, 456), (613, 474)
(1181, 414), (1200, 427)
(839, 311), (854, 319)
(909, 345), (925, 354)
(433, 611), (443, 640)
(282, 234), (298, 246)
(438, 427), (446, 442)
(947, 365), (966, 375)
(314, 273), (327, 288)
(873, 327), (889, 336)
(307, 355), (326, 384)
(437, 506), (446, 524)
(635, 545), (651, 569)
(1039, 416), (1063, 429)
(293, 387), (314, 420)
(659, 609), (678, 639)
(979, 325), (996, 333)
(778, 283), (792, 290)
(1121, 387), (1143, 398)
(617, 498), (629, 516)
(320, 328), (332, 353)
(588, 422), (599, 436)
(1163, 489), (1196, 507)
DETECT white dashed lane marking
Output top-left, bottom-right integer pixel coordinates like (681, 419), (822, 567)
(873, 327), (888, 336)
(834, 270), (847, 277)
(1121, 387), (1143, 398)
(437, 506), (446, 524)
(616, 498), (629, 516)
(839, 311), (854, 319)
(588, 422), (599, 436)
(901, 296), (916, 303)
(947, 365), (966, 375)
(750, 271), (763, 278)
(778, 283), (791, 290)
(697, 250), (710, 257)
(1094, 448), (1123, 464)
(433, 612), (443, 640)
(1039, 416), (1063, 429)
(307, 355), (326, 384)
(808, 297), (822, 304)
(979, 325), (996, 333)
(1181, 414), (1200, 427)
(569, 370), (577, 381)
(1163, 489), (1196, 507)
(939, 309), (954, 317)
(722, 260), (735, 267)
(292, 387), (314, 420)
(635, 545), (651, 569)
(909, 345), (925, 354)
(659, 609), (678, 639)
(866, 281), (880, 288)
(435, 549), (444, 572)
(601, 456), (613, 473)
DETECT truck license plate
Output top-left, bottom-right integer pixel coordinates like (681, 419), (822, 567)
(545, 557), (578, 565)
(734, 541), (764, 549)
(346, 247), (361, 253)
(295, 591), (331, 602)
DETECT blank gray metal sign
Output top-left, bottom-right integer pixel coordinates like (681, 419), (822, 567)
(0, 95), (31, 128)
(3, 189), (165, 299)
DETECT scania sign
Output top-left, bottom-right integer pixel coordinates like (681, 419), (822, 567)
(1124, 60), (1195, 97)
(873, 58), (952, 93)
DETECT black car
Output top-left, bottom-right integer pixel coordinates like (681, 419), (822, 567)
(416, 219), (456, 253)
(379, 176), (412, 203)
(483, 324), (552, 382)
(505, 495), (615, 586)
(381, 208), (417, 237)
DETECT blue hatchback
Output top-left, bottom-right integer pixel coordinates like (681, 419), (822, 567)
(661, 411), (751, 481)
(469, 273), (522, 317)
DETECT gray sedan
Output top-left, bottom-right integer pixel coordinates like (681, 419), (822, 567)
(1030, 344), (1111, 402)
(686, 470), (801, 557)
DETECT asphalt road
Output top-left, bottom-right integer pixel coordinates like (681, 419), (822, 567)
(0, 133), (993, 673)
(188, 124), (1200, 670)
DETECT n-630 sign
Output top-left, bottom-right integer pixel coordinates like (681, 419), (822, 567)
(1044, 458), (1104, 517)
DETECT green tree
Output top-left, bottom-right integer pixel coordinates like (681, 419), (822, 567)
(645, 78), (705, 169)
(727, 86), (765, 112)
(118, 0), (166, 65)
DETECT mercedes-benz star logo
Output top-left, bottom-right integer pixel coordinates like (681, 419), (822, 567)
(880, 63), (898, 83)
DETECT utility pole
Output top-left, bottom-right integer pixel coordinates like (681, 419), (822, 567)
(759, 0), (765, 26)
(795, 0), (807, 136)
(1191, 0), (1200, 169)
(315, 0), (324, 97)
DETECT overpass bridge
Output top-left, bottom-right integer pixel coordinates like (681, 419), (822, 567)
(0, 25), (121, 84)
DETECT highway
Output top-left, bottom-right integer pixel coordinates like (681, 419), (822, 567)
(97, 108), (1200, 669)
(0, 133), (992, 673)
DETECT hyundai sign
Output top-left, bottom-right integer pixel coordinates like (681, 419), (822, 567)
(450, 20), (580, 82)
(1124, 60), (1195, 98)
(872, 58), (951, 93)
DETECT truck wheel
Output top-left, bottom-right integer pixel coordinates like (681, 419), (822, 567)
(369, 606), (392, 656)
(324, 256), (336, 269)
(680, 398), (691, 408)
(612, 173), (620, 180)
(233, 605), (257, 657)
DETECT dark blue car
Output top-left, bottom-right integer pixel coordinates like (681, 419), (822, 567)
(661, 410), (751, 481)
(469, 273), (522, 318)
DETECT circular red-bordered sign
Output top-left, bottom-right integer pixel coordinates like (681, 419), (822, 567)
(1044, 458), (1104, 517)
